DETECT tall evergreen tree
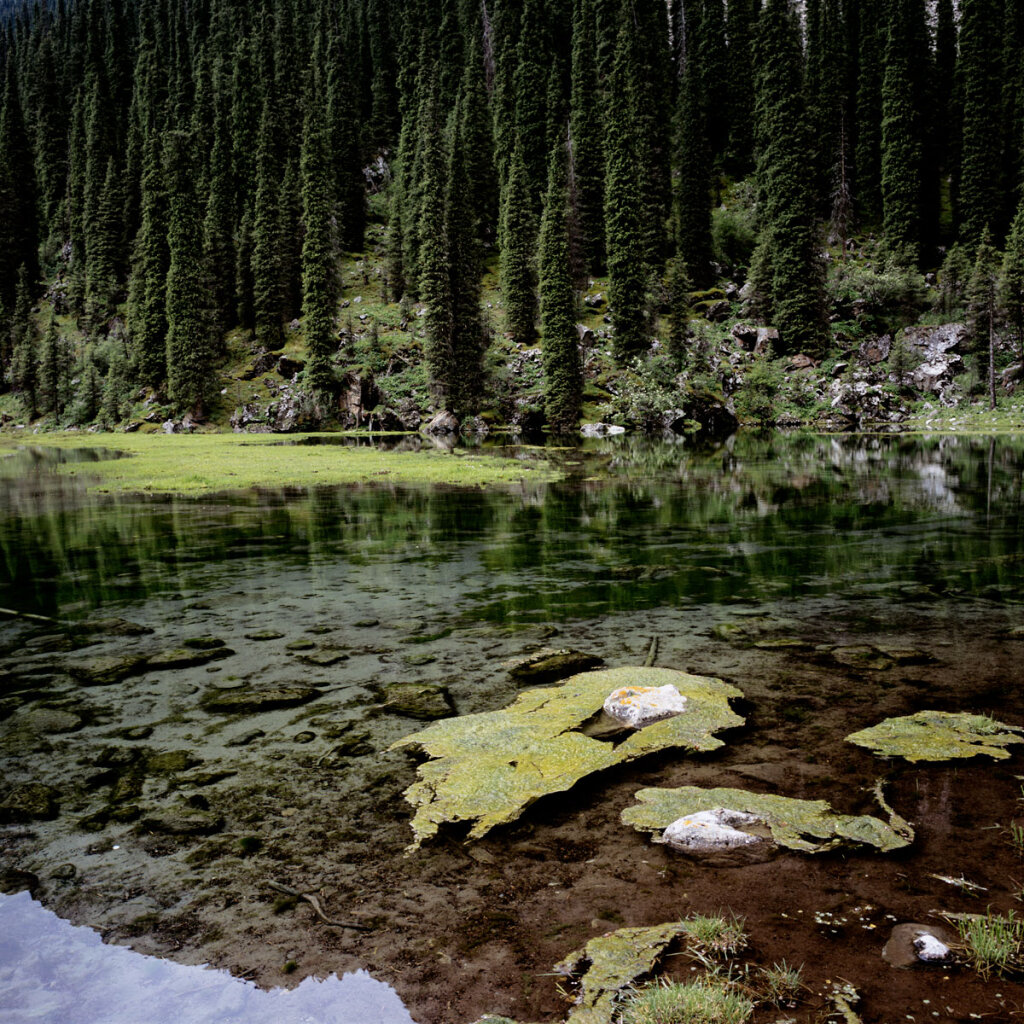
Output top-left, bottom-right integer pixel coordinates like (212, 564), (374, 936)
(501, 140), (538, 342)
(0, 55), (39, 310)
(568, 0), (604, 275)
(959, 0), (1005, 247)
(750, 0), (827, 356)
(604, 22), (648, 364)
(675, 64), (713, 288)
(301, 50), (338, 401)
(127, 131), (169, 386)
(724, 0), (757, 176)
(10, 266), (37, 417)
(539, 136), (582, 435)
(880, 0), (925, 264)
(251, 94), (285, 350)
(164, 130), (211, 416)
(1000, 196), (1024, 365)
(854, 0), (884, 226)
(967, 226), (1001, 408)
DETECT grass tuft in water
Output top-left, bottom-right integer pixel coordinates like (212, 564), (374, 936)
(1008, 822), (1024, 856)
(620, 978), (755, 1024)
(956, 909), (1023, 977)
(680, 913), (747, 957)
(757, 959), (804, 1007)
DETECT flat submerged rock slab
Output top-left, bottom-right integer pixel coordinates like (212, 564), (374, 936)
(391, 666), (743, 850)
(200, 685), (320, 714)
(623, 785), (912, 854)
(846, 710), (1024, 761)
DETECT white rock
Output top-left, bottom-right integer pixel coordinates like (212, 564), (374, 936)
(603, 684), (687, 728)
(912, 932), (951, 962)
(659, 808), (764, 853)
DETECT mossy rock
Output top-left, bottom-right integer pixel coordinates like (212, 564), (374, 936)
(299, 649), (349, 667)
(181, 636), (226, 651)
(140, 807), (224, 836)
(623, 785), (912, 853)
(285, 639), (316, 651)
(554, 921), (690, 1024)
(146, 750), (202, 774)
(68, 653), (149, 686)
(509, 649), (604, 687)
(381, 682), (454, 720)
(391, 666), (743, 850)
(0, 782), (60, 823)
(75, 618), (153, 637)
(831, 645), (893, 671)
(19, 707), (83, 733)
(146, 646), (234, 670)
(200, 685), (319, 714)
(846, 710), (1024, 762)
(244, 630), (285, 641)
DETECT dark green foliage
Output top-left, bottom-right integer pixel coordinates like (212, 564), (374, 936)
(568, 0), (604, 274)
(251, 96), (284, 350)
(10, 267), (37, 416)
(604, 23), (649, 364)
(0, 57), (38, 311)
(854, 0), (884, 226)
(539, 139), (582, 434)
(959, 0), (1004, 246)
(880, 0), (926, 265)
(164, 131), (211, 417)
(967, 226), (1000, 407)
(665, 256), (692, 368)
(301, 51), (338, 399)
(501, 141), (537, 343)
(751, 0), (827, 356)
(38, 314), (62, 417)
(127, 132), (169, 386)
(1000, 197), (1024, 363)
(724, 0), (756, 175)
(675, 66), (713, 289)
(938, 243), (972, 316)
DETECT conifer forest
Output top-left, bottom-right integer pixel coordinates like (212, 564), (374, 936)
(2, 0), (1024, 434)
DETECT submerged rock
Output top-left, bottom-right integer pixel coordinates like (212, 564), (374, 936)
(831, 645), (894, 671)
(19, 708), (83, 734)
(200, 685), (319, 714)
(140, 807), (224, 836)
(181, 636), (226, 651)
(381, 682), (454, 720)
(0, 782), (60, 822)
(508, 649), (604, 687)
(882, 923), (957, 968)
(146, 646), (234, 670)
(244, 630), (285, 641)
(68, 653), (149, 686)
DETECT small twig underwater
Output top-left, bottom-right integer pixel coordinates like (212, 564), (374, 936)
(267, 881), (372, 931)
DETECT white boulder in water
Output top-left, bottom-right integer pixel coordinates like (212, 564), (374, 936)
(659, 808), (765, 853)
(603, 684), (687, 729)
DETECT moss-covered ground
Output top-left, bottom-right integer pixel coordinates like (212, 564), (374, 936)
(0, 431), (559, 494)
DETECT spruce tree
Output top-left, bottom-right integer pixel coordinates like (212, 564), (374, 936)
(880, 0), (924, 264)
(251, 95), (284, 350)
(751, 0), (827, 356)
(675, 64), (714, 289)
(127, 131), (169, 386)
(10, 267), (37, 419)
(501, 140), (538, 342)
(419, 98), (455, 408)
(568, 0), (605, 274)
(959, 0), (1004, 247)
(539, 137), (582, 435)
(164, 130), (211, 417)
(725, 0), (757, 176)
(301, 52), (338, 402)
(604, 23), (648, 364)
(0, 56), (38, 311)
(967, 227), (1001, 409)
(459, 31), (498, 246)
(38, 313), (61, 418)
(1000, 197), (1024, 365)
(854, 0), (884, 226)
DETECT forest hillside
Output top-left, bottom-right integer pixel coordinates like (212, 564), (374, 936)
(2, 0), (1024, 437)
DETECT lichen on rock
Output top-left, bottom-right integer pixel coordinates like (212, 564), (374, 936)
(623, 785), (912, 854)
(554, 921), (690, 1024)
(845, 710), (1024, 762)
(391, 667), (743, 850)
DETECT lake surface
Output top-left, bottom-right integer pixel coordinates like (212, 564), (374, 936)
(1, 432), (1023, 1023)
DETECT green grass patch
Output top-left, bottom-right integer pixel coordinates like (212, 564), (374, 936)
(621, 978), (755, 1024)
(956, 909), (1023, 977)
(0, 432), (559, 495)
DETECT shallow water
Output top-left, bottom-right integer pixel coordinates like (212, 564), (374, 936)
(1, 432), (1024, 1023)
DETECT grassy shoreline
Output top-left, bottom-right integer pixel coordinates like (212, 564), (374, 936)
(0, 431), (559, 495)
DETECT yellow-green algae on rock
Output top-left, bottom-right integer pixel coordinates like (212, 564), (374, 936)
(553, 921), (691, 1024)
(391, 667), (743, 850)
(845, 710), (1024, 762)
(622, 785), (912, 853)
